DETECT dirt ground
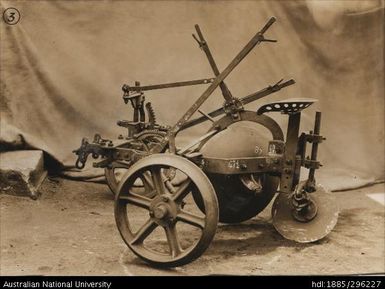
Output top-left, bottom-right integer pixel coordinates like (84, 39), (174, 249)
(0, 178), (384, 276)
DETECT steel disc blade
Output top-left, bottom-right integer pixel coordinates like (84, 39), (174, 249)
(272, 184), (339, 243)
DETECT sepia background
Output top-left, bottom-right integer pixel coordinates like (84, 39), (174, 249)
(1, 0), (384, 190)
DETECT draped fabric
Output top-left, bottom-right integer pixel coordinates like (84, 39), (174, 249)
(1, 0), (383, 190)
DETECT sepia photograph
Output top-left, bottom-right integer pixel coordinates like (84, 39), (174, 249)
(0, 0), (384, 283)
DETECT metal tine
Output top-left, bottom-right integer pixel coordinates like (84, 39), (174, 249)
(197, 109), (215, 123)
(178, 129), (219, 155)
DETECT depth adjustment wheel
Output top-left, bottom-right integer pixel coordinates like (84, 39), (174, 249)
(114, 154), (218, 267)
(272, 181), (339, 243)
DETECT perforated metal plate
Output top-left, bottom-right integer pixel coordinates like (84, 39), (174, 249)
(257, 98), (317, 115)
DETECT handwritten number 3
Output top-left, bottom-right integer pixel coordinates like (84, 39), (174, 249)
(7, 12), (15, 22)
(3, 8), (20, 25)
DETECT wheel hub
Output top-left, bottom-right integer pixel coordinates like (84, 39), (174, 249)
(291, 196), (318, 222)
(149, 195), (178, 226)
(153, 205), (168, 219)
(291, 189), (318, 222)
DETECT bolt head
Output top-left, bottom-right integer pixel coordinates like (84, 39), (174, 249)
(284, 169), (292, 174)
(153, 206), (167, 219)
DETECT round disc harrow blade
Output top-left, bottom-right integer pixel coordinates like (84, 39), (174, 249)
(272, 183), (339, 243)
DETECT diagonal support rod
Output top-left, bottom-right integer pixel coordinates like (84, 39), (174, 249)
(122, 78), (216, 92)
(193, 24), (234, 102)
(151, 17), (277, 153)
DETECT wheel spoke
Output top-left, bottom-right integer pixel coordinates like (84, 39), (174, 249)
(141, 172), (154, 190)
(119, 193), (151, 209)
(165, 225), (183, 257)
(150, 167), (165, 195)
(177, 210), (205, 230)
(139, 172), (156, 197)
(172, 179), (192, 203)
(130, 219), (158, 245)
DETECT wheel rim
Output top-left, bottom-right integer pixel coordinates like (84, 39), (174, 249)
(115, 154), (218, 267)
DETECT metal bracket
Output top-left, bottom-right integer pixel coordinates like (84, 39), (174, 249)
(197, 156), (283, 175)
(303, 158), (321, 170)
(303, 133), (325, 144)
(268, 140), (285, 155)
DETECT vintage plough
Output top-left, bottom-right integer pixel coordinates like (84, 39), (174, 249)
(74, 17), (339, 267)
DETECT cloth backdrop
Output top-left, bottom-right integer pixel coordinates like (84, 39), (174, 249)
(1, 0), (384, 191)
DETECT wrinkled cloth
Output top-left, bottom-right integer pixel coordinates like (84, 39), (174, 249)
(1, 1), (383, 190)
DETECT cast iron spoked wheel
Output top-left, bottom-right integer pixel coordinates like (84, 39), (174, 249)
(115, 154), (219, 267)
(104, 131), (166, 195)
(194, 173), (279, 224)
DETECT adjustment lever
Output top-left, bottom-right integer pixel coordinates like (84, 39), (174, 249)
(257, 17), (277, 42)
(260, 16), (276, 35)
(192, 33), (203, 48)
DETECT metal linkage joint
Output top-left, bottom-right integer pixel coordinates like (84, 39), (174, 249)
(257, 32), (277, 43)
(303, 158), (321, 170)
(291, 187), (318, 222)
(303, 133), (325, 144)
(223, 97), (244, 119)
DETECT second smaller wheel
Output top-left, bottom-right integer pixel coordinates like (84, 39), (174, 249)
(105, 161), (131, 195)
(115, 154), (219, 267)
(105, 130), (167, 195)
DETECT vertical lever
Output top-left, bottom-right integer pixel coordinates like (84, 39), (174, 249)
(305, 111), (322, 191)
(193, 24), (234, 102)
(280, 112), (301, 193)
(127, 81), (146, 122)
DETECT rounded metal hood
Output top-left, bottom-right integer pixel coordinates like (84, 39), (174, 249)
(200, 121), (272, 158)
